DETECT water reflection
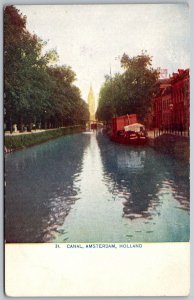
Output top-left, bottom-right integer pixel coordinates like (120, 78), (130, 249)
(116, 150), (146, 171)
(5, 131), (189, 243)
(96, 132), (189, 221)
(5, 134), (90, 242)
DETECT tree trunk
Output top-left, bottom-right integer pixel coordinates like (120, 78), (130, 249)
(9, 115), (13, 134)
(18, 116), (24, 132)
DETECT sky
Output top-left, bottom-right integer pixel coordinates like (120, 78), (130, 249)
(17, 4), (190, 109)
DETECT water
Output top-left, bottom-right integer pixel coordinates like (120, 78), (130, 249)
(5, 131), (190, 243)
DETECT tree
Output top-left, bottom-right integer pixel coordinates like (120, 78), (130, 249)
(46, 66), (89, 127)
(96, 52), (159, 124)
(4, 5), (89, 131)
(4, 5), (27, 130)
(4, 6), (57, 130)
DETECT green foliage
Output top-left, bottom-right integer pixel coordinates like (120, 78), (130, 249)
(96, 52), (159, 122)
(4, 5), (89, 131)
(5, 126), (83, 150)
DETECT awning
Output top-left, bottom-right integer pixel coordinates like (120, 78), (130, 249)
(124, 123), (145, 132)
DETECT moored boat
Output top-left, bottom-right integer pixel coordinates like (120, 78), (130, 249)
(111, 115), (147, 145)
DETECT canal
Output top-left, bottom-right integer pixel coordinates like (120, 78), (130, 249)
(5, 131), (189, 243)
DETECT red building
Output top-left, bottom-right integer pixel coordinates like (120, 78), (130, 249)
(153, 69), (189, 135)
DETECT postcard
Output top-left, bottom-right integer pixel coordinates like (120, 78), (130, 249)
(4, 3), (190, 296)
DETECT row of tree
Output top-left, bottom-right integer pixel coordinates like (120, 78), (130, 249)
(96, 52), (159, 126)
(4, 5), (89, 132)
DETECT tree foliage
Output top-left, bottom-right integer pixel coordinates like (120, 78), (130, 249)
(4, 5), (89, 131)
(96, 52), (159, 123)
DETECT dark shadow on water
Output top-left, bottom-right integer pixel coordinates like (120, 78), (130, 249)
(5, 133), (91, 242)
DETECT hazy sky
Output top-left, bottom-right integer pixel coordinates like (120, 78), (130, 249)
(17, 4), (190, 108)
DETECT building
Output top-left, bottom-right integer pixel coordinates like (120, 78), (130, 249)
(87, 85), (96, 121)
(153, 78), (171, 130)
(153, 69), (189, 135)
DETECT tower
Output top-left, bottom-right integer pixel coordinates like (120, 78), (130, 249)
(87, 85), (95, 121)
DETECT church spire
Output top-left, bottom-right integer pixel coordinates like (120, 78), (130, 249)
(87, 84), (95, 121)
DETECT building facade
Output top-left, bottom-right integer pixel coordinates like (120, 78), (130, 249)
(153, 69), (189, 135)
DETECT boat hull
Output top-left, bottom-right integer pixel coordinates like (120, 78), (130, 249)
(110, 135), (147, 145)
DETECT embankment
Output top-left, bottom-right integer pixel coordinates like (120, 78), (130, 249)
(148, 134), (189, 161)
(5, 126), (83, 152)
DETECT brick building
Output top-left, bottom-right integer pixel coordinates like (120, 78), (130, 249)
(153, 69), (189, 135)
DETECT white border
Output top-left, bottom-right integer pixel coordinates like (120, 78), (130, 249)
(1, 1), (193, 299)
(5, 243), (190, 297)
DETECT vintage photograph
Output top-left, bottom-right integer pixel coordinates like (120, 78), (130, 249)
(4, 4), (190, 244)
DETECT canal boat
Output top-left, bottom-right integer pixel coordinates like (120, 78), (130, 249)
(124, 123), (147, 145)
(111, 114), (147, 145)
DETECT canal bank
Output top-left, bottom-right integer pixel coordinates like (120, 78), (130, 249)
(4, 125), (84, 152)
(148, 133), (189, 161)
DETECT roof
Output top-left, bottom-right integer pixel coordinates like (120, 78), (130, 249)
(124, 123), (145, 132)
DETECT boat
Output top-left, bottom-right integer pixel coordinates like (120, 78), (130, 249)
(124, 123), (147, 145)
(111, 115), (147, 145)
